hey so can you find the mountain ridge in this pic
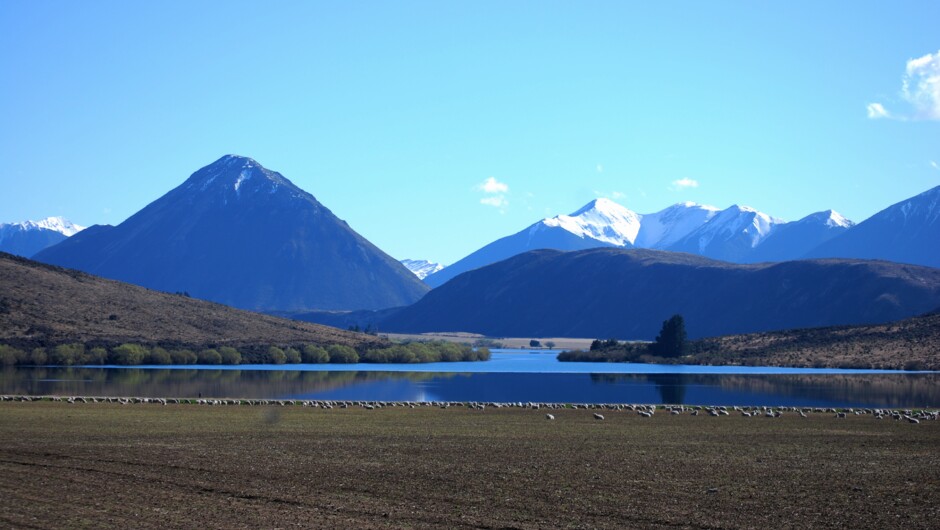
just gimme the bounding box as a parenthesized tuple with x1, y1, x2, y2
(387, 248, 940, 339)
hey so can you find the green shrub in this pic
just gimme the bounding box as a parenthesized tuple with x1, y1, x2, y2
(0, 345, 24, 366)
(197, 349, 222, 365)
(147, 347, 172, 365)
(86, 347, 108, 365)
(29, 347, 48, 366)
(50, 343, 85, 366)
(284, 347, 301, 364)
(171, 349, 197, 365)
(302, 345, 329, 363)
(266, 346, 287, 365)
(218, 347, 242, 365)
(327, 345, 359, 364)
(109, 344, 148, 365)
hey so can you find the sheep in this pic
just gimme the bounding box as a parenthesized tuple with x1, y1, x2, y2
(545, 413, 555, 420)
(593, 413, 605, 421)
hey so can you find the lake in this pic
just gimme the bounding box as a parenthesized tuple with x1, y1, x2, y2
(2, 351, 937, 407)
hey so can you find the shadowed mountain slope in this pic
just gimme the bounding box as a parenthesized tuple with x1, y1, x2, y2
(34, 155, 429, 311)
(382, 248, 940, 339)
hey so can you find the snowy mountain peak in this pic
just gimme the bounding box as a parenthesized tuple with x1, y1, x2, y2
(400, 259, 445, 280)
(540, 198, 642, 246)
(179, 155, 307, 204)
(800, 209, 854, 229)
(1, 216, 85, 237)
(634, 202, 720, 249)
(688, 205, 783, 252)
(0, 216, 86, 258)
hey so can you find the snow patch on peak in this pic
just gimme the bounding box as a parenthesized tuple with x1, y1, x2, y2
(400, 259, 445, 280)
(634, 202, 720, 249)
(823, 210, 853, 228)
(541, 198, 641, 246)
(2, 216, 86, 237)
(692, 206, 782, 251)
(234, 169, 253, 194)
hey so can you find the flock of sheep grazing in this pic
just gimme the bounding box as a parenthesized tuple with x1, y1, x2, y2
(1, 395, 937, 423)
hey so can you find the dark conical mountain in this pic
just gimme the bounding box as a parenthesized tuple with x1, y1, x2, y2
(34, 155, 429, 311)
(806, 185, 940, 268)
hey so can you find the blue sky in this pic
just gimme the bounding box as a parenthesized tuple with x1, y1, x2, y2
(1, 1, 938, 264)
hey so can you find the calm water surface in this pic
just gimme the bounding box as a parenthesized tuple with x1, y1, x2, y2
(2, 351, 937, 408)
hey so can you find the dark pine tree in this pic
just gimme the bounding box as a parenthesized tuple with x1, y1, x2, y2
(653, 314, 688, 357)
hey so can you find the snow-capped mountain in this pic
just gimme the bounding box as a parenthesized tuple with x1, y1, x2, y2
(664, 205, 785, 262)
(634, 202, 720, 248)
(540, 198, 642, 247)
(424, 195, 868, 288)
(0, 216, 85, 258)
(400, 259, 445, 280)
(806, 185, 940, 268)
(34, 155, 429, 311)
(748, 210, 854, 263)
(423, 198, 640, 288)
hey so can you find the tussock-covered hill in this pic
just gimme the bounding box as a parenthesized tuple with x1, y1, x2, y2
(0, 252, 382, 350)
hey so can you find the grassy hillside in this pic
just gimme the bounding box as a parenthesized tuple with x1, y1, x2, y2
(0, 252, 383, 351)
(691, 310, 940, 370)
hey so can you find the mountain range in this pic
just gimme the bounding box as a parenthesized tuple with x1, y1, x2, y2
(0, 217, 84, 258)
(383, 248, 940, 339)
(426, 186, 940, 287)
(33, 155, 429, 312)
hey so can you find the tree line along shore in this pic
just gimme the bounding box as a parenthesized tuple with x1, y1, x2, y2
(0, 341, 490, 367)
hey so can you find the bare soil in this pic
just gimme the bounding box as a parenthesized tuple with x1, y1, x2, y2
(1, 402, 937, 529)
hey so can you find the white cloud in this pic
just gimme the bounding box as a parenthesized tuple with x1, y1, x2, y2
(903, 50, 940, 119)
(477, 176, 508, 194)
(931, 160, 940, 171)
(670, 178, 699, 191)
(476, 176, 509, 210)
(480, 196, 508, 208)
(596, 164, 604, 173)
(866, 102, 890, 119)
(869, 49, 940, 121)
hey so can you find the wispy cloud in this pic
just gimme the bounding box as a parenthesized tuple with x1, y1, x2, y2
(866, 103, 890, 119)
(476, 176, 509, 210)
(868, 49, 940, 120)
(477, 176, 508, 194)
(670, 178, 699, 191)
(931, 160, 940, 171)
(596, 164, 604, 173)
(480, 195, 508, 208)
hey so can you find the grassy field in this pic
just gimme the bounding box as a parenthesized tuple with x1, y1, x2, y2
(1, 402, 938, 529)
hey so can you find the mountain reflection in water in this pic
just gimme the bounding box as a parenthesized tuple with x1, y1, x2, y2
(2, 367, 938, 408)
